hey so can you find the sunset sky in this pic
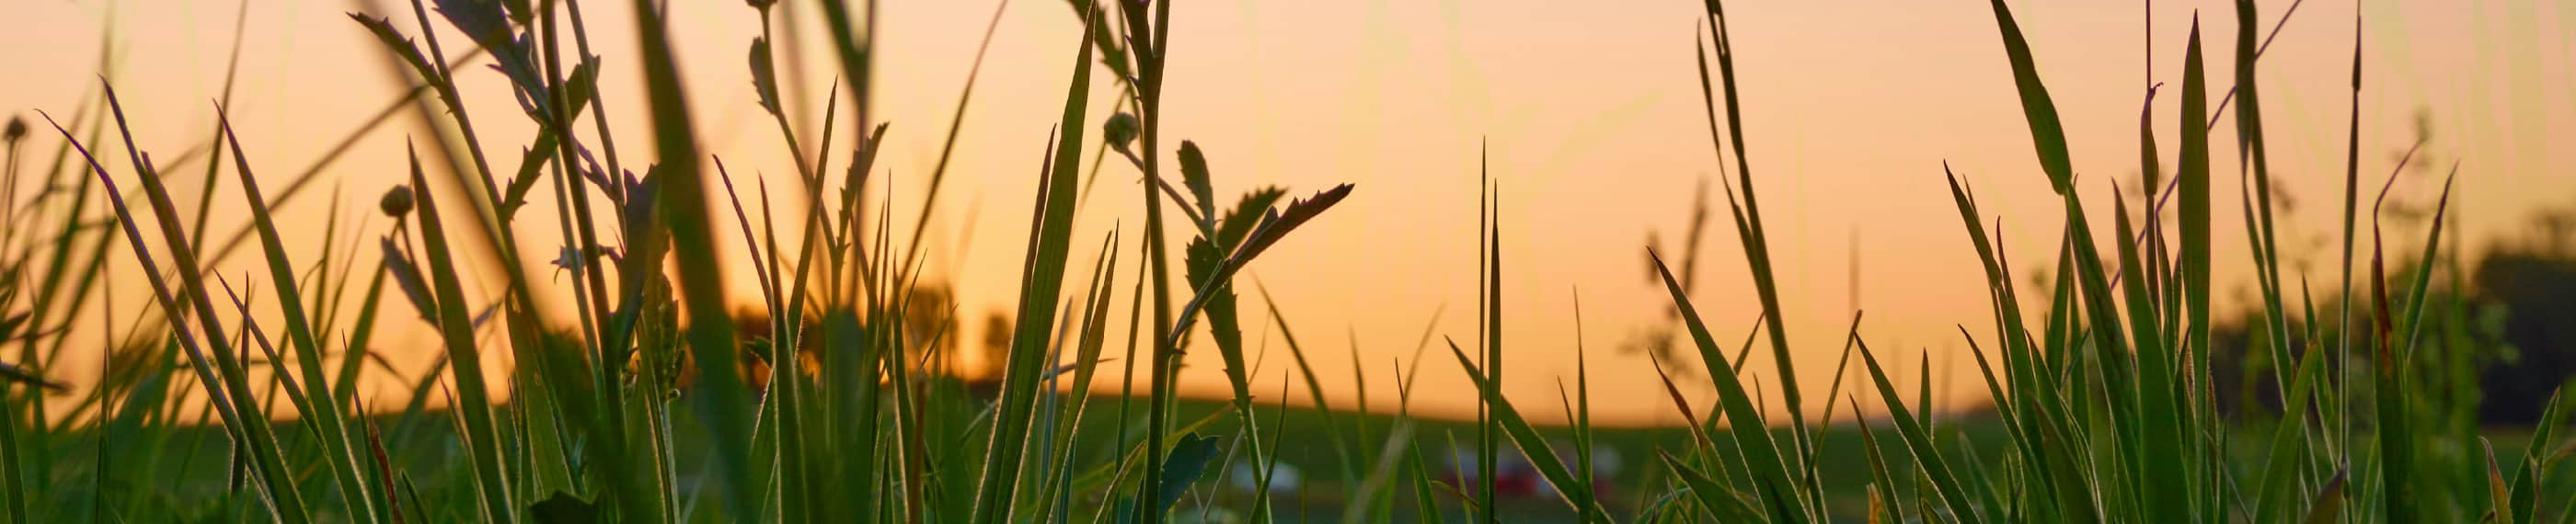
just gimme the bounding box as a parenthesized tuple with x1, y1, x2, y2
(3, 0, 2570, 425)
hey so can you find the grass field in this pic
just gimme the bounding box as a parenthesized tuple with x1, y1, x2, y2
(0, 0, 2570, 522)
(23, 394, 2571, 522)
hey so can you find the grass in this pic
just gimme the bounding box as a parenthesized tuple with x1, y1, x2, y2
(0, 0, 2567, 522)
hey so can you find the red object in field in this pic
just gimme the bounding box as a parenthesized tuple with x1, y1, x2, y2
(1439, 459, 1542, 498)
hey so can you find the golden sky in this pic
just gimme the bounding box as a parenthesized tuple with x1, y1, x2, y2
(3, 0, 2570, 425)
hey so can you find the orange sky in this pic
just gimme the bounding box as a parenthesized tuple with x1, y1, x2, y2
(3, 0, 2570, 426)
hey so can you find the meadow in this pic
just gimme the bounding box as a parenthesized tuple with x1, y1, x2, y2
(0, 0, 2569, 522)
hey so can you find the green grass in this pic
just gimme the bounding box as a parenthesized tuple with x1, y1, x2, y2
(0, 0, 2567, 522)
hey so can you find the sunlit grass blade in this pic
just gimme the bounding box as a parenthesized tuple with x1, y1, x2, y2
(109, 83, 329, 522)
(2231, 2, 2294, 385)
(399, 142, 515, 523)
(1660, 450, 1761, 521)
(1696, 4, 1818, 507)
(1851, 336, 1984, 524)
(2252, 318, 2336, 521)
(1847, 396, 1904, 524)
(614, 0, 765, 515)
(45, 98, 305, 522)
(2507, 386, 2571, 523)
(2333, 12, 2367, 473)
(1443, 339, 1602, 517)
(1984, 0, 2073, 194)
(2177, 16, 2218, 473)
(1647, 249, 1806, 522)
(215, 104, 381, 523)
(971, 4, 1097, 521)
(903, 0, 1012, 268)
(1256, 283, 1361, 484)
(1987, 3, 2187, 520)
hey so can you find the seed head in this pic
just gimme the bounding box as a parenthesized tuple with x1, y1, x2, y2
(3, 117, 24, 142)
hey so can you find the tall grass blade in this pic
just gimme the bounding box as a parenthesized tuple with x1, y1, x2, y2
(1696, 5, 1819, 508)
(1852, 337, 1984, 524)
(1648, 249, 1807, 522)
(614, 0, 765, 515)
(217, 105, 382, 523)
(1443, 339, 1603, 517)
(400, 142, 516, 523)
(1984, 0, 2074, 194)
(970, 5, 1096, 521)
(2507, 386, 2572, 523)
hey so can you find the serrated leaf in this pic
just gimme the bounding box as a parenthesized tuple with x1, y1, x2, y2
(1179, 142, 1216, 234)
(348, 14, 439, 84)
(615, 165, 667, 282)
(1151, 433, 1224, 517)
(497, 0, 532, 26)
(498, 129, 557, 220)
(558, 59, 600, 121)
(1214, 188, 1284, 251)
(1226, 184, 1353, 268)
(490, 36, 550, 116)
(431, 0, 512, 51)
(1182, 238, 1224, 292)
(1165, 185, 1353, 344)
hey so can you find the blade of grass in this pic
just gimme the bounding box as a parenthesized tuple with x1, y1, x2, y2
(969, 4, 1096, 520)
(47, 100, 307, 522)
(1255, 282, 1362, 486)
(1985, 0, 2074, 195)
(1443, 339, 1603, 517)
(1648, 249, 1806, 522)
(1696, 5, 1819, 508)
(399, 142, 516, 523)
(1848, 396, 1905, 524)
(2508, 386, 2572, 523)
(618, 0, 763, 514)
(1659, 450, 1762, 521)
(1851, 336, 1984, 524)
(217, 104, 382, 523)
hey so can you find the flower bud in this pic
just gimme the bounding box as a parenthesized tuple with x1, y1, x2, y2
(1103, 112, 1140, 154)
(380, 186, 416, 217)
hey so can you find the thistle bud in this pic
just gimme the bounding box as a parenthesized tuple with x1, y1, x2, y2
(1103, 112, 1140, 154)
(380, 186, 416, 217)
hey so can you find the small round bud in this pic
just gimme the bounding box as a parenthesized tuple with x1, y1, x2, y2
(380, 186, 416, 217)
(3, 117, 24, 142)
(1102, 112, 1140, 154)
(747, 0, 776, 10)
